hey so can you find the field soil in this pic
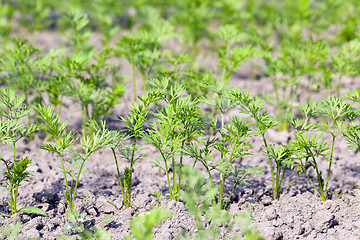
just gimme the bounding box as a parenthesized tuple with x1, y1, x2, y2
(1, 33, 360, 240)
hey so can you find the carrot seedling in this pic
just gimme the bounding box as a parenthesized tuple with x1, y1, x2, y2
(0, 88, 45, 217)
(109, 90, 163, 208)
(35, 106, 113, 211)
(229, 88, 292, 200)
(287, 96, 352, 201)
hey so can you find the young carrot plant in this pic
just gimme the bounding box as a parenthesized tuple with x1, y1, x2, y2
(116, 18, 173, 100)
(0, 38, 42, 124)
(213, 116, 256, 208)
(37, 48, 70, 117)
(62, 8, 94, 54)
(260, 43, 302, 131)
(299, 38, 330, 102)
(60, 50, 124, 135)
(199, 84, 262, 207)
(169, 0, 213, 54)
(146, 77, 211, 201)
(330, 39, 360, 96)
(229, 89, 294, 200)
(287, 97, 352, 201)
(261, 39, 329, 131)
(0, 88, 45, 217)
(216, 24, 256, 83)
(110, 89, 163, 208)
(35, 106, 113, 211)
(145, 91, 186, 200)
(16, 0, 52, 32)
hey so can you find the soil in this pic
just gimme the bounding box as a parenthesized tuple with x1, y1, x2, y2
(1, 32, 360, 240)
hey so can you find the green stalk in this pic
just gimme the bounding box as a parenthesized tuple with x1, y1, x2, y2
(218, 177, 225, 207)
(178, 140, 186, 201)
(274, 166, 281, 200)
(12, 143, 17, 213)
(324, 122, 336, 200)
(260, 133, 276, 200)
(58, 153, 70, 200)
(306, 147, 324, 199)
(171, 147, 176, 200)
(85, 105, 90, 122)
(221, 112, 225, 130)
(300, 158, 321, 196)
(3, 160, 15, 214)
(276, 167, 287, 200)
(127, 137, 137, 206)
(10, 186, 15, 214)
(81, 107, 86, 137)
(71, 155, 87, 210)
(13, 187, 18, 214)
(159, 149, 172, 199)
(206, 167, 214, 188)
(224, 182, 238, 209)
(219, 149, 235, 208)
(224, 168, 251, 209)
(248, 105, 276, 199)
(111, 147, 126, 206)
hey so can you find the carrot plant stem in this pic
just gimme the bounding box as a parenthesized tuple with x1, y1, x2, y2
(171, 148, 176, 200)
(128, 137, 137, 206)
(325, 132, 336, 200)
(111, 147, 126, 207)
(159, 149, 172, 199)
(178, 141, 185, 201)
(58, 153, 70, 197)
(72, 155, 87, 209)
